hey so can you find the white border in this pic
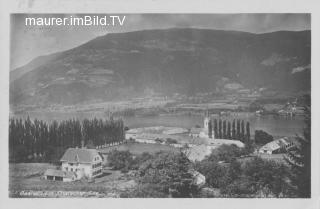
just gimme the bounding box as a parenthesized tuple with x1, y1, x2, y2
(0, 0, 319, 209)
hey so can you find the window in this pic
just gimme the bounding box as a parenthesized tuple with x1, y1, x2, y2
(55, 176, 63, 181)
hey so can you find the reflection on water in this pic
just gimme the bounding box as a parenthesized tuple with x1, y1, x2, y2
(11, 112, 304, 137)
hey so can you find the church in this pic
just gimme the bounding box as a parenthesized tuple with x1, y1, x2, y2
(189, 112, 244, 148)
(189, 113, 215, 139)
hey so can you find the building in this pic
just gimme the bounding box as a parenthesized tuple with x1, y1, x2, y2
(189, 113, 214, 139)
(60, 148, 103, 179)
(44, 169, 76, 182)
(259, 137, 296, 154)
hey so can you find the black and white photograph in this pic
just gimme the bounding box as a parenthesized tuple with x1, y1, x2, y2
(6, 12, 313, 199)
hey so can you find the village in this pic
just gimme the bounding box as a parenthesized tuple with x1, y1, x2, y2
(3, 109, 299, 198)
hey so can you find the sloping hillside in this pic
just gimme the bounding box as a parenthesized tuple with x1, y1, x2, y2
(10, 28, 311, 106)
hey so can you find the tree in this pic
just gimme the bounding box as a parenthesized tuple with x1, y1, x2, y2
(107, 150, 134, 172)
(227, 121, 231, 139)
(241, 120, 245, 142)
(236, 119, 241, 139)
(9, 117, 125, 163)
(211, 144, 243, 163)
(195, 160, 229, 188)
(232, 119, 236, 139)
(138, 152, 199, 197)
(218, 119, 222, 138)
(214, 119, 218, 138)
(208, 119, 213, 138)
(222, 120, 227, 138)
(285, 105, 311, 197)
(254, 130, 273, 145)
(243, 157, 292, 197)
(246, 122, 250, 141)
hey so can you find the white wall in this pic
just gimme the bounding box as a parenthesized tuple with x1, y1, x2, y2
(61, 155, 102, 179)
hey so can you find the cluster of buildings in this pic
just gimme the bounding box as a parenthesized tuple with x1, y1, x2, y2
(125, 114, 245, 162)
(43, 111, 298, 182)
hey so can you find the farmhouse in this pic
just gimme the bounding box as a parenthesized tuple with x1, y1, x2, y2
(44, 147, 103, 181)
(60, 148, 103, 179)
(259, 137, 296, 154)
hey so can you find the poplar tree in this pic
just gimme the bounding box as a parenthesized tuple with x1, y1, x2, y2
(222, 120, 227, 138)
(214, 119, 218, 138)
(227, 121, 231, 139)
(232, 119, 236, 139)
(241, 120, 245, 142)
(218, 119, 222, 138)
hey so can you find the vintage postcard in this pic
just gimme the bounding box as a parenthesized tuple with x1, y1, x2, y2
(0, 0, 319, 209)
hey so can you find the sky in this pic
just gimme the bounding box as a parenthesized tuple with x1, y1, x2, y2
(10, 13, 311, 70)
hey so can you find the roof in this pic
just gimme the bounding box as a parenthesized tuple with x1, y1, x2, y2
(259, 137, 295, 152)
(44, 169, 75, 178)
(60, 148, 101, 163)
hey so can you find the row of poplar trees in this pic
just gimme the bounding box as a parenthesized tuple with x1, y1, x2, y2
(208, 119, 250, 142)
(9, 117, 125, 163)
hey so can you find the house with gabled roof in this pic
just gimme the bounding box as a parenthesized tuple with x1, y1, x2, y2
(60, 148, 103, 179)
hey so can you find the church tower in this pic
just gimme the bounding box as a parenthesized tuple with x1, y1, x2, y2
(203, 110, 213, 139)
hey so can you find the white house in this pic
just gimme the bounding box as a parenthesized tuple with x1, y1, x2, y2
(60, 148, 103, 179)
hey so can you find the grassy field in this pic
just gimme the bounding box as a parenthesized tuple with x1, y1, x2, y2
(9, 163, 137, 198)
(99, 142, 180, 155)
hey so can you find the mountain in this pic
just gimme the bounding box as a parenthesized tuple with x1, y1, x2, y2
(10, 28, 311, 106)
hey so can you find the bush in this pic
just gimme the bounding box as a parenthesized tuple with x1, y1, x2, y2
(165, 138, 178, 144)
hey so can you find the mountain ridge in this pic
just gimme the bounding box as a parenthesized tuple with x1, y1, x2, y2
(10, 28, 311, 106)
